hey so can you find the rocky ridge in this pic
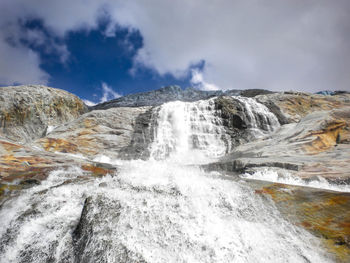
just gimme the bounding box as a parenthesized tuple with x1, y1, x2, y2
(92, 85, 274, 109)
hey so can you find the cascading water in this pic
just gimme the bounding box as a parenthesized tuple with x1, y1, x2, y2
(150, 99, 230, 163)
(234, 96, 280, 133)
(0, 98, 333, 263)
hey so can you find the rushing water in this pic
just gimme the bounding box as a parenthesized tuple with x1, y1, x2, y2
(242, 168, 350, 193)
(150, 99, 230, 163)
(233, 96, 280, 135)
(0, 98, 333, 262)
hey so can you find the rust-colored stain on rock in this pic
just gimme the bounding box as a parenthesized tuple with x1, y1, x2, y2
(81, 164, 115, 176)
(304, 121, 347, 154)
(41, 138, 78, 153)
(255, 183, 350, 262)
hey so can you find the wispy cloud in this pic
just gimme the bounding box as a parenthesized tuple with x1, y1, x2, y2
(100, 82, 121, 103)
(82, 82, 121, 106)
(190, 69, 219, 91)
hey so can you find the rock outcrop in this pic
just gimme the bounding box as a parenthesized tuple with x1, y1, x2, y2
(73, 195, 146, 263)
(0, 85, 88, 143)
(207, 100, 350, 182)
(256, 91, 350, 124)
(35, 106, 153, 160)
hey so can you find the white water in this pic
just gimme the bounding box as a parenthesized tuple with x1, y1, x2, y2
(46, 125, 56, 135)
(242, 168, 350, 193)
(234, 96, 280, 133)
(0, 98, 333, 262)
(150, 99, 230, 163)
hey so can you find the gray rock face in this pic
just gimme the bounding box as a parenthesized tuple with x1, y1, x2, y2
(255, 91, 350, 123)
(0, 85, 88, 143)
(36, 106, 153, 160)
(214, 96, 280, 149)
(73, 195, 146, 263)
(207, 107, 350, 182)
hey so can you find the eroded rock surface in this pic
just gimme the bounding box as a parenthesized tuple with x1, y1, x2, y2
(35, 106, 153, 160)
(0, 85, 87, 143)
(256, 91, 350, 123)
(253, 182, 350, 263)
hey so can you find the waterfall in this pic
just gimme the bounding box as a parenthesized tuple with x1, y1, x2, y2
(234, 96, 280, 132)
(0, 98, 332, 263)
(149, 99, 230, 163)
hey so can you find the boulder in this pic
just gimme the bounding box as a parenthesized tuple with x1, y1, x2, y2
(0, 85, 88, 143)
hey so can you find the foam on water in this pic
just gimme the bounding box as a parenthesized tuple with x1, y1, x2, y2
(242, 168, 350, 193)
(0, 163, 332, 262)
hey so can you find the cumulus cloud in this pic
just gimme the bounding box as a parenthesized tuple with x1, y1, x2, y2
(0, 0, 349, 92)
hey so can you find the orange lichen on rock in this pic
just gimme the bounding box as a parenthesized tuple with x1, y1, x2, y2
(0, 154, 54, 177)
(83, 118, 97, 128)
(81, 164, 115, 176)
(256, 183, 350, 262)
(304, 120, 347, 154)
(0, 140, 22, 152)
(41, 138, 78, 153)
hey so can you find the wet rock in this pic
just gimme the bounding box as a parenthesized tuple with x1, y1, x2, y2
(253, 183, 350, 262)
(73, 195, 146, 263)
(81, 163, 116, 177)
(118, 107, 155, 160)
(19, 179, 40, 186)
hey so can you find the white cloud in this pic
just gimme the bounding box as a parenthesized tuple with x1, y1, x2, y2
(191, 69, 219, 91)
(0, 0, 349, 92)
(0, 39, 49, 85)
(108, 0, 350, 92)
(82, 82, 121, 105)
(100, 82, 121, 103)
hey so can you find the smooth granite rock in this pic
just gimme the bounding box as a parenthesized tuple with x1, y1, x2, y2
(0, 85, 88, 143)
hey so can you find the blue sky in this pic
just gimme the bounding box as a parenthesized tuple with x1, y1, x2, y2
(18, 19, 197, 104)
(0, 0, 349, 103)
